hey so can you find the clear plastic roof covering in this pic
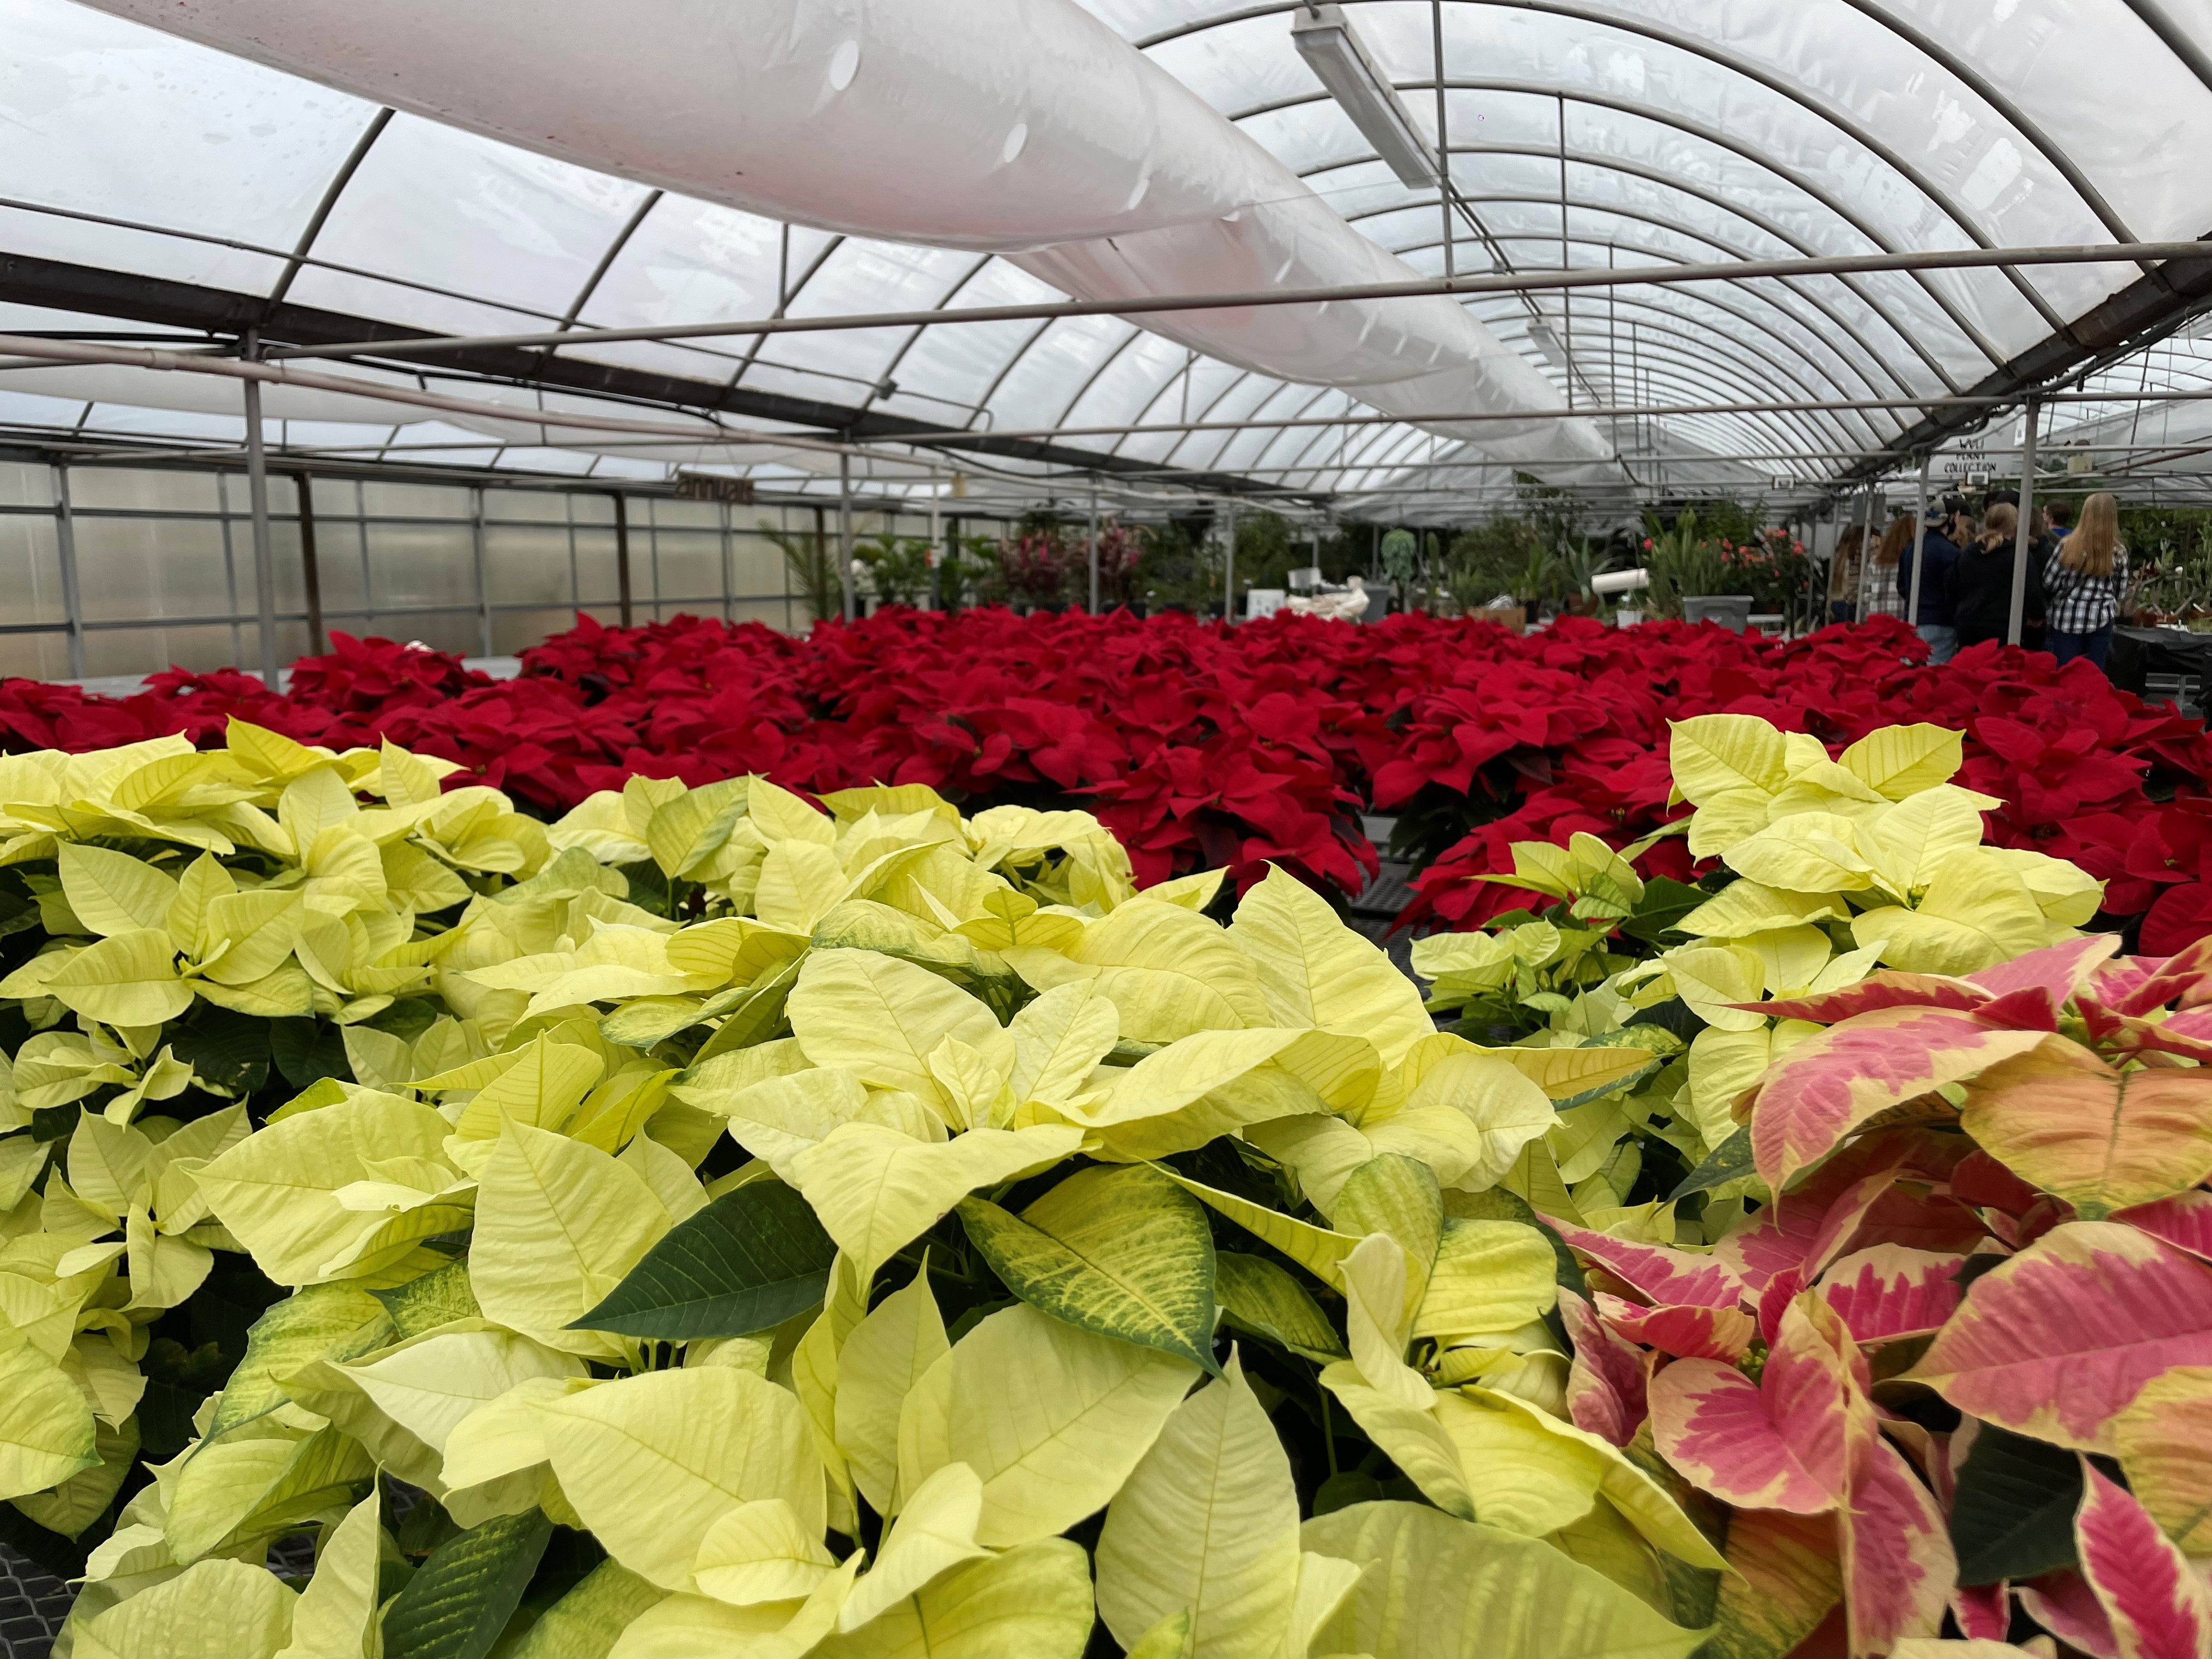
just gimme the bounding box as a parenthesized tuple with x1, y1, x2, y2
(6, 0, 2212, 521)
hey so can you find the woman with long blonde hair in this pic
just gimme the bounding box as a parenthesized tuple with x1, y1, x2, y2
(2044, 491, 2127, 668)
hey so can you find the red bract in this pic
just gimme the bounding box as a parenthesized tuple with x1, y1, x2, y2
(7, 608, 2211, 929)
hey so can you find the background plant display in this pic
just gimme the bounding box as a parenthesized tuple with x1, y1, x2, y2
(7, 608, 2211, 958)
(2, 713, 2207, 1657)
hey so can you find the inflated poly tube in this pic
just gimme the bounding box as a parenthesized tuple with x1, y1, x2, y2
(78, 0, 1618, 477)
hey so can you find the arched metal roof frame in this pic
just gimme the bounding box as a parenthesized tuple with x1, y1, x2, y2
(1351, 258, 1861, 463)
(1358, 205, 1899, 453)
(898, 48, 1986, 480)
(1248, 77, 1993, 388)
(1551, 326, 1837, 458)
(1315, 137, 1937, 402)
(12, 1, 2212, 517)
(2124, 0, 2212, 94)
(263, 106, 395, 315)
(1141, 1, 2095, 343)
(1371, 222, 1892, 461)
(487, 0, 2202, 494)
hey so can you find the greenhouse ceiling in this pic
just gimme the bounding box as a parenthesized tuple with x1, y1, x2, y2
(8, 0, 2212, 521)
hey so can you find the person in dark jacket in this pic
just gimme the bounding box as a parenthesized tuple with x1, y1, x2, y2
(1896, 495, 1966, 662)
(1951, 501, 2045, 650)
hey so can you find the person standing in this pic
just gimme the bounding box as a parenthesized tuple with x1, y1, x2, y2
(1898, 495, 1965, 662)
(1951, 501, 2042, 652)
(1863, 514, 1910, 619)
(1829, 524, 1865, 624)
(2042, 491, 2127, 669)
(2022, 498, 2073, 651)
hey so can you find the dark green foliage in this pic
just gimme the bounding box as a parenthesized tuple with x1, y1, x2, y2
(382, 1508, 554, 1659)
(575, 1180, 839, 1339)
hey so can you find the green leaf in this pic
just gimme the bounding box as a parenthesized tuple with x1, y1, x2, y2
(1948, 1425, 2082, 1585)
(31, 1103, 82, 1143)
(1552, 1057, 1665, 1114)
(689, 957, 802, 1065)
(371, 1260, 482, 1343)
(205, 1283, 385, 1443)
(381, 1506, 554, 1659)
(598, 984, 752, 1051)
(571, 1178, 837, 1340)
(1618, 878, 1709, 946)
(1215, 1251, 1345, 1362)
(957, 1164, 1219, 1375)
(1668, 1125, 1754, 1202)
(1446, 1187, 1587, 1299)
(269, 1018, 352, 1091)
(506, 1559, 663, 1658)
(167, 1010, 272, 1097)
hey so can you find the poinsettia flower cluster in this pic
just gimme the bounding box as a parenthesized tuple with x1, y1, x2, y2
(1543, 934, 2212, 1656)
(4, 608, 2211, 950)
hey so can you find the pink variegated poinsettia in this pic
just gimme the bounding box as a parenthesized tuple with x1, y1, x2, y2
(1545, 1139, 1991, 1656)
(1544, 925, 2212, 1659)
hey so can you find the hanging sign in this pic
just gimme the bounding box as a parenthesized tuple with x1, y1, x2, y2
(673, 472, 757, 505)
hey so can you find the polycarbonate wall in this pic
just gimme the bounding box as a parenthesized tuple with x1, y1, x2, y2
(0, 460, 950, 683)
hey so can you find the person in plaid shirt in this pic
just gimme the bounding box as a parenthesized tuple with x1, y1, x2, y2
(2042, 490, 2126, 669)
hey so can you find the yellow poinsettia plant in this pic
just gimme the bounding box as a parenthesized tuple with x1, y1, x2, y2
(0, 721, 1735, 1659)
(1408, 713, 2104, 1248)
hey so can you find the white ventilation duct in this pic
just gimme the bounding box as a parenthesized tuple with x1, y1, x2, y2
(77, 0, 1618, 480)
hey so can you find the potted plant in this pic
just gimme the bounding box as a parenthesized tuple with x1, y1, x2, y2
(1641, 509, 1752, 629)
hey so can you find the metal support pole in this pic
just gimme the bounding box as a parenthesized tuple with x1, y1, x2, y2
(1431, 0, 1453, 282)
(1906, 456, 1930, 628)
(613, 492, 634, 627)
(240, 331, 281, 689)
(471, 485, 492, 658)
(2009, 394, 2041, 647)
(1558, 93, 1572, 411)
(1854, 486, 1877, 622)
(810, 504, 827, 628)
(942, 513, 957, 613)
(1087, 482, 1101, 614)
(296, 471, 325, 656)
(1223, 500, 1239, 626)
(838, 450, 856, 623)
(52, 463, 83, 680)
(719, 501, 735, 622)
(927, 470, 942, 612)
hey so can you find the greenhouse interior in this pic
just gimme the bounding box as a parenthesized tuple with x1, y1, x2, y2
(6, 2, 2212, 1657)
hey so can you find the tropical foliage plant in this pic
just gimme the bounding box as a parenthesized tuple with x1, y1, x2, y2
(1640, 510, 1740, 617)
(850, 535, 936, 611)
(759, 522, 845, 626)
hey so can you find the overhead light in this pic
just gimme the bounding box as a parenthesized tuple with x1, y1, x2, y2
(1525, 321, 1571, 374)
(1292, 5, 1439, 190)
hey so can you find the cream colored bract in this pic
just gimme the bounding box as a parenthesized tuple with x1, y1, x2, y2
(3, 715, 1941, 1657)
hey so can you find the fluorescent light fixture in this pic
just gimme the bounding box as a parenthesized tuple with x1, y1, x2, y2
(1292, 5, 1439, 190)
(1525, 321, 1571, 374)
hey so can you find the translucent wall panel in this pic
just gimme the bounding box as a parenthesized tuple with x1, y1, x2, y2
(0, 514, 68, 680)
(485, 523, 575, 611)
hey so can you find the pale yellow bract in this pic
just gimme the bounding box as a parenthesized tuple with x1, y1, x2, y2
(0, 715, 1863, 1657)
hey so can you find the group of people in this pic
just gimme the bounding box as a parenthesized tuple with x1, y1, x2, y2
(1838, 490, 2129, 668)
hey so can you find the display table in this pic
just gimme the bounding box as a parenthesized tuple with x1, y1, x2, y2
(2107, 625, 2212, 708)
